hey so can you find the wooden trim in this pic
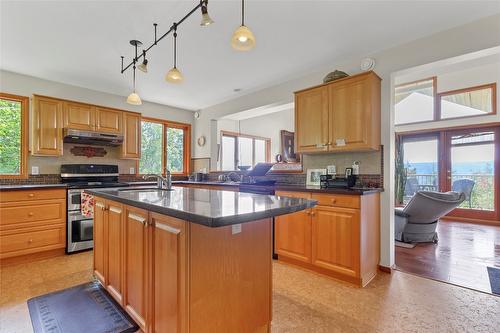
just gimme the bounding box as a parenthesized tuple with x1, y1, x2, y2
(0, 93, 29, 179)
(395, 121, 500, 136)
(441, 215, 499, 226)
(220, 130, 271, 142)
(394, 76, 437, 89)
(220, 130, 272, 170)
(0, 248, 64, 267)
(378, 265, 393, 274)
(293, 70, 381, 95)
(394, 76, 437, 126)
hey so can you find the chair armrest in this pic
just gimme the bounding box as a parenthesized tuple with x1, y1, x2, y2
(395, 207, 410, 218)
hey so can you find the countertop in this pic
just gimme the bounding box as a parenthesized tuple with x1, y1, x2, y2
(86, 186, 316, 228)
(0, 183, 67, 191)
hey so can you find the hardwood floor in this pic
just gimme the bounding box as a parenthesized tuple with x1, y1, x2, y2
(396, 219, 500, 294)
(1, 251, 500, 332)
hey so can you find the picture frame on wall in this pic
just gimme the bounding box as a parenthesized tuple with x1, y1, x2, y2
(280, 130, 300, 163)
(306, 168, 327, 186)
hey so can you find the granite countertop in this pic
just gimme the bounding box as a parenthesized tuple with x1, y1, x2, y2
(86, 186, 316, 227)
(275, 185, 383, 195)
(173, 180, 240, 187)
(0, 183, 67, 191)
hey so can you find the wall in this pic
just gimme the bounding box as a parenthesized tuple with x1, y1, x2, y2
(0, 70, 195, 174)
(192, 14, 500, 268)
(395, 60, 500, 133)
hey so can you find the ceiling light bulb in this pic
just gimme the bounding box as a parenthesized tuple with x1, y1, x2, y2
(127, 92, 142, 105)
(231, 25, 255, 51)
(200, 5, 214, 26)
(138, 59, 148, 73)
(165, 67, 184, 83)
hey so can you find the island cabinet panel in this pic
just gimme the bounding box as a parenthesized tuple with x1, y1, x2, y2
(294, 86, 329, 153)
(121, 112, 141, 159)
(95, 107, 122, 134)
(123, 206, 149, 332)
(93, 198, 107, 286)
(32, 96, 63, 156)
(106, 202, 124, 304)
(63, 101, 95, 131)
(150, 213, 188, 333)
(275, 191, 380, 287)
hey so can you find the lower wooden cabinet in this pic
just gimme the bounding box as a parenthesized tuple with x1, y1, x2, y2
(93, 198, 107, 285)
(275, 191, 380, 287)
(106, 202, 124, 303)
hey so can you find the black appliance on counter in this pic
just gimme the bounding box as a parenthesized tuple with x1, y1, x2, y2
(320, 174, 357, 189)
(62, 164, 130, 253)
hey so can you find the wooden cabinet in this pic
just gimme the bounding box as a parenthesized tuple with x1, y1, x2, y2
(32, 96, 63, 156)
(93, 198, 107, 285)
(151, 213, 188, 333)
(0, 188, 66, 261)
(123, 206, 149, 331)
(106, 202, 124, 304)
(275, 190, 380, 287)
(63, 101, 95, 131)
(121, 112, 141, 159)
(294, 71, 381, 153)
(95, 107, 122, 133)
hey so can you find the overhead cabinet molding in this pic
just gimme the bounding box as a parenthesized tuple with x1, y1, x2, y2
(294, 71, 381, 153)
(31, 95, 140, 158)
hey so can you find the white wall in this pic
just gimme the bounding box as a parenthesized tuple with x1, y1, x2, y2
(192, 14, 500, 268)
(395, 60, 500, 133)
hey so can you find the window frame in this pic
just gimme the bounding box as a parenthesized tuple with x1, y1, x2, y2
(436, 82, 497, 121)
(0, 92, 29, 179)
(220, 130, 271, 171)
(137, 116, 191, 177)
(394, 76, 437, 126)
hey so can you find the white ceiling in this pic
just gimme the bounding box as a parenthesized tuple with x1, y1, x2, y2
(1, 1, 499, 111)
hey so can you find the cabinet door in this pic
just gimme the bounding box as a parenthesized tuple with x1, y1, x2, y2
(32, 96, 63, 156)
(311, 206, 360, 278)
(122, 112, 141, 159)
(124, 206, 149, 332)
(96, 107, 122, 134)
(151, 214, 188, 333)
(63, 101, 95, 130)
(329, 74, 379, 151)
(295, 86, 329, 153)
(106, 202, 123, 304)
(93, 198, 107, 285)
(275, 210, 312, 263)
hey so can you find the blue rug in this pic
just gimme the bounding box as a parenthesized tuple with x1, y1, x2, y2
(487, 266, 500, 295)
(28, 281, 138, 333)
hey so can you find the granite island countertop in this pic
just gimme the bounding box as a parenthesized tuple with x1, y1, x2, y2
(86, 186, 316, 227)
(0, 183, 67, 191)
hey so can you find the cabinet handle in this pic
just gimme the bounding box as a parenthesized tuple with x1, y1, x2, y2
(310, 211, 315, 216)
(28, 193, 34, 198)
(109, 207, 122, 214)
(96, 202, 105, 209)
(156, 222, 181, 235)
(28, 239, 33, 243)
(28, 212, 34, 217)
(128, 212, 146, 224)
(331, 199, 337, 204)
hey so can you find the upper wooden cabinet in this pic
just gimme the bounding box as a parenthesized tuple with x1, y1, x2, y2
(63, 101, 95, 131)
(32, 96, 63, 156)
(95, 107, 122, 134)
(121, 112, 141, 159)
(294, 71, 381, 153)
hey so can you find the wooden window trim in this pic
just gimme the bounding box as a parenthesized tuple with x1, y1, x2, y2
(137, 116, 191, 177)
(394, 76, 437, 126)
(220, 130, 271, 170)
(436, 82, 497, 121)
(0, 93, 29, 179)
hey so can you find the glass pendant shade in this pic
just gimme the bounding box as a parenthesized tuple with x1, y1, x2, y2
(127, 92, 142, 105)
(231, 25, 255, 51)
(165, 67, 184, 83)
(200, 7, 214, 26)
(138, 60, 148, 73)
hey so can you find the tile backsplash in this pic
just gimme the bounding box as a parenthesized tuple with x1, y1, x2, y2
(302, 148, 382, 175)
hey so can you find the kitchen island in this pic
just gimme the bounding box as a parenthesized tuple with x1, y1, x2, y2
(86, 186, 315, 333)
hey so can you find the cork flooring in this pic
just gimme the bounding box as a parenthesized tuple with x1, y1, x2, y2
(1, 252, 499, 333)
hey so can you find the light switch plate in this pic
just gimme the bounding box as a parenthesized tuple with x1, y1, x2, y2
(31, 166, 39, 175)
(232, 224, 242, 235)
(129, 167, 135, 174)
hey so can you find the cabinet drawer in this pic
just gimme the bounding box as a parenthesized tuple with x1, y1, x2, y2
(0, 189, 66, 203)
(0, 226, 65, 258)
(275, 191, 311, 199)
(311, 193, 360, 209)
(0, 199, 65, 227)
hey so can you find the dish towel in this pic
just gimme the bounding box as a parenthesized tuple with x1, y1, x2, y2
(81, 192, 94, 218)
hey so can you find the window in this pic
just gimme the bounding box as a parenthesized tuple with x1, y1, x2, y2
(395, 77, 436, 125)
(220, 131, 270, 171)
(438, 83, 496, 120)
(0, 93, 28, 178)
(139, 118, 191, 175)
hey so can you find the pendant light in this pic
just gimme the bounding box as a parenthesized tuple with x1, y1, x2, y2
(127, 64, 142, 105)
(138, 50, 148, 73)
(231, 0, 255, 51)
(165, 24, 184, 83)
(200, 0, 214, 26)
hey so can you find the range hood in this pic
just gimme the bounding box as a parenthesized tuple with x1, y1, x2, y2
(63, 128, 124, 146)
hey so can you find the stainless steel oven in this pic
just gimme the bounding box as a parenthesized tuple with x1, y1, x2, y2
(67, 188, 95, 253)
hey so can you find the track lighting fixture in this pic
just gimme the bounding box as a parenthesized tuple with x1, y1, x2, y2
(200, 0, 214, 26)
(165, 24, 184, 84)
(138, 50, 148, 73)
(231, 0, 255, 51)
(126, 41, 142, 105)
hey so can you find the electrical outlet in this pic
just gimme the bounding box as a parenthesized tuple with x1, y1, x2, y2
(129, 167, 135, 174)
(31, 166, 39, 175)
(231, 224, 242, 235)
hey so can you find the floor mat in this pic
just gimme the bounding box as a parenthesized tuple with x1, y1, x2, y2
(487, 266, 500, 295)
(28, 281, 138, 333)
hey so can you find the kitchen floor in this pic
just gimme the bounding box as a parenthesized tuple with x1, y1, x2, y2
(1, 252, 499, 333)
(395, 219, 500, 294)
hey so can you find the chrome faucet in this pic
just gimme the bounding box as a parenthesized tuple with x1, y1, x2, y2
(143, 171, 172, 190)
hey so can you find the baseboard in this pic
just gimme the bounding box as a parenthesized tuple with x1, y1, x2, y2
(378, 265, 393, 274)
(0, 248, 65, 266)
(441, 216, 500, 226)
